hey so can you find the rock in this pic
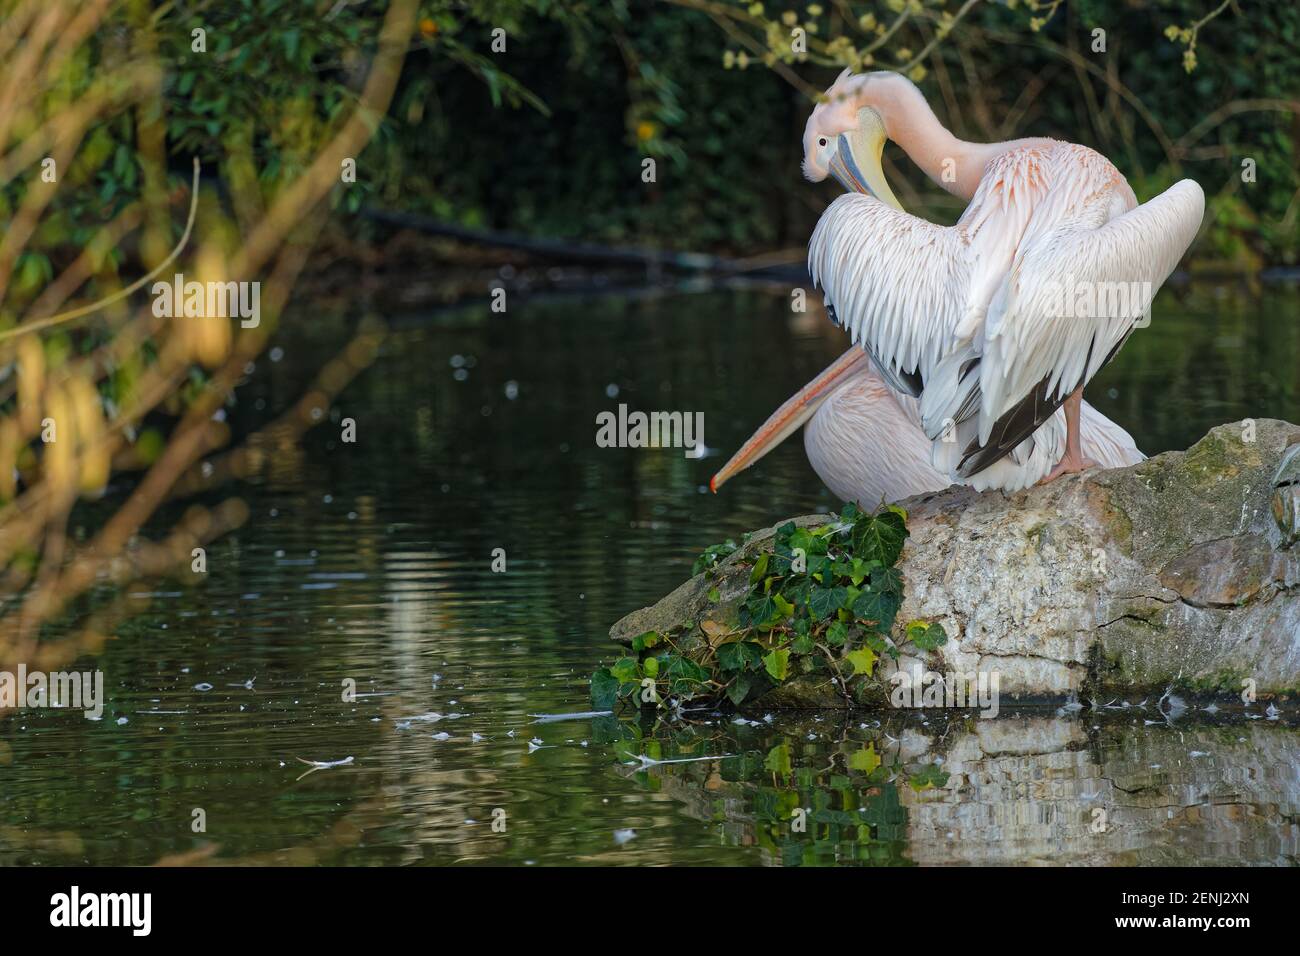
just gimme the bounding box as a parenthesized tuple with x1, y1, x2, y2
(610, 419, 1300, 707)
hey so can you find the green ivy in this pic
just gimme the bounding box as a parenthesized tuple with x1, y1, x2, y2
(591, 502, 947, 712)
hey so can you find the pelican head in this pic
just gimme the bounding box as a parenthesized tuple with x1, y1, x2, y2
(800, 71, 903, 210)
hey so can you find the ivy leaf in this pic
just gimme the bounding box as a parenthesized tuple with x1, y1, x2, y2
(631, 631, 661, 653)
(855, 558, 882, 584)
(665, 656, 709, 696)
(745, 593, 778, 627)
(642, 656, 659, 678)
(764, 742, 792, 775)
(590, 669, 620, 709)
(869, 564, 903, 595)
(763, 648, 791, 682)
(787, 527, 815, 558)
(848, 743, 880, 774)
(718, 641, 763, 672)
(692, 539, 738, 575)
(749, 552, 770, 585)
(783, 578, 811, 609)
(772, 593, 796, 620)
(845, 647, 877, 677)
(609, 656, 640, 684)
(853, 511, 909, 567)
(726, 673, 754, 706)
(851, 588, 900, 632)
(906, 620, 948, 651)
(808, 585, 846, 622)
(791, 633, 815, 656)
(909, 764, 950, 791)
(825, 620, 848, 647)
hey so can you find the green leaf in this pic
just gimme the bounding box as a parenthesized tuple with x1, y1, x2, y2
(631, 631, 661, 653)
(845, 647, 877, 677)
(906, 620, 948, 651)
(590, 669, 620, 710)
(749, 552, 770, 585)
(764, 742, 792, 775)
(642, 656, 659, 678)
(726, 673, 754, 706)
(808, 585, 847, 622)
(791, 633, 815, 655)
(807, 554, 833, 581)
(848, 743, 881, 774)
(772, 593, 795, 620)
(763, 648, 791, 682)
(609, 656, 640, 683)
(665, 655, 708, 682)
(825, 620, 849, 647)
(853, 511, 909, 567)
(870, 564, 904, 595)
(718, 641, 763, 672)
(851, 588, 900, 632)
(783, 578, 811, 609)
(745, 593, 779, 628)
(909, 764, 950, 791)
(692, 539, 738, 575)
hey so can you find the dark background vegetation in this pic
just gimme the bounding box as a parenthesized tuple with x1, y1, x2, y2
(8, 0, 1297, 312)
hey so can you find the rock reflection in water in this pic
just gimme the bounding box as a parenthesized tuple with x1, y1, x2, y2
(616, 713, 1300, 866)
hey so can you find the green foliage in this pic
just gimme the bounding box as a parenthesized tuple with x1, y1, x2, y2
(691, 537, 740, 575)
(414, 0, 1297, 265)
(590, 503, 950, 712)
(26, 0, 1293, 268)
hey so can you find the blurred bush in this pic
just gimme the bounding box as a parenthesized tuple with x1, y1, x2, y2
(387, 0, 1298, 266)
(0, 0, 417, 660)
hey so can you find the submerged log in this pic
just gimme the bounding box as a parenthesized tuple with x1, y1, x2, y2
(610, 419, 1300, 707)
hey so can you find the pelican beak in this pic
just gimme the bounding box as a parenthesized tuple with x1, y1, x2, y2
(826, 107, 902, 211)
(710, 348, 871, 493)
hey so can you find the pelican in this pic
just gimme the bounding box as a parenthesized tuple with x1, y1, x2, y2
(712, 70, 1202, 503)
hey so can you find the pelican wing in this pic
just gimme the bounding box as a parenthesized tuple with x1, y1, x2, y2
(808, 193, 970, 397)
(958, 179, 1204, 478)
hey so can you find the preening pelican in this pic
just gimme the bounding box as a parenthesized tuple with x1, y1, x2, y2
(712, 70, 1199, 503)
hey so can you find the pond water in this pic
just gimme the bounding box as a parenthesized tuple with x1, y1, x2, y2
(4, 283, 1299, 866)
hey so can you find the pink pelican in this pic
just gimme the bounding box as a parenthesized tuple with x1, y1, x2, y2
(712, 70, 1202, 504)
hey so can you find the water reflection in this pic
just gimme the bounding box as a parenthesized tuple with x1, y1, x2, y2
(618, 713, 1300, 866)
(3, 284, 1298, 866)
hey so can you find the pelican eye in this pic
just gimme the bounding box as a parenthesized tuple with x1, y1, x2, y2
(818, 137, 827, 147)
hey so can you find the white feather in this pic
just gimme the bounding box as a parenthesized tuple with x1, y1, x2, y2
(808, 140, 1199, 489)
